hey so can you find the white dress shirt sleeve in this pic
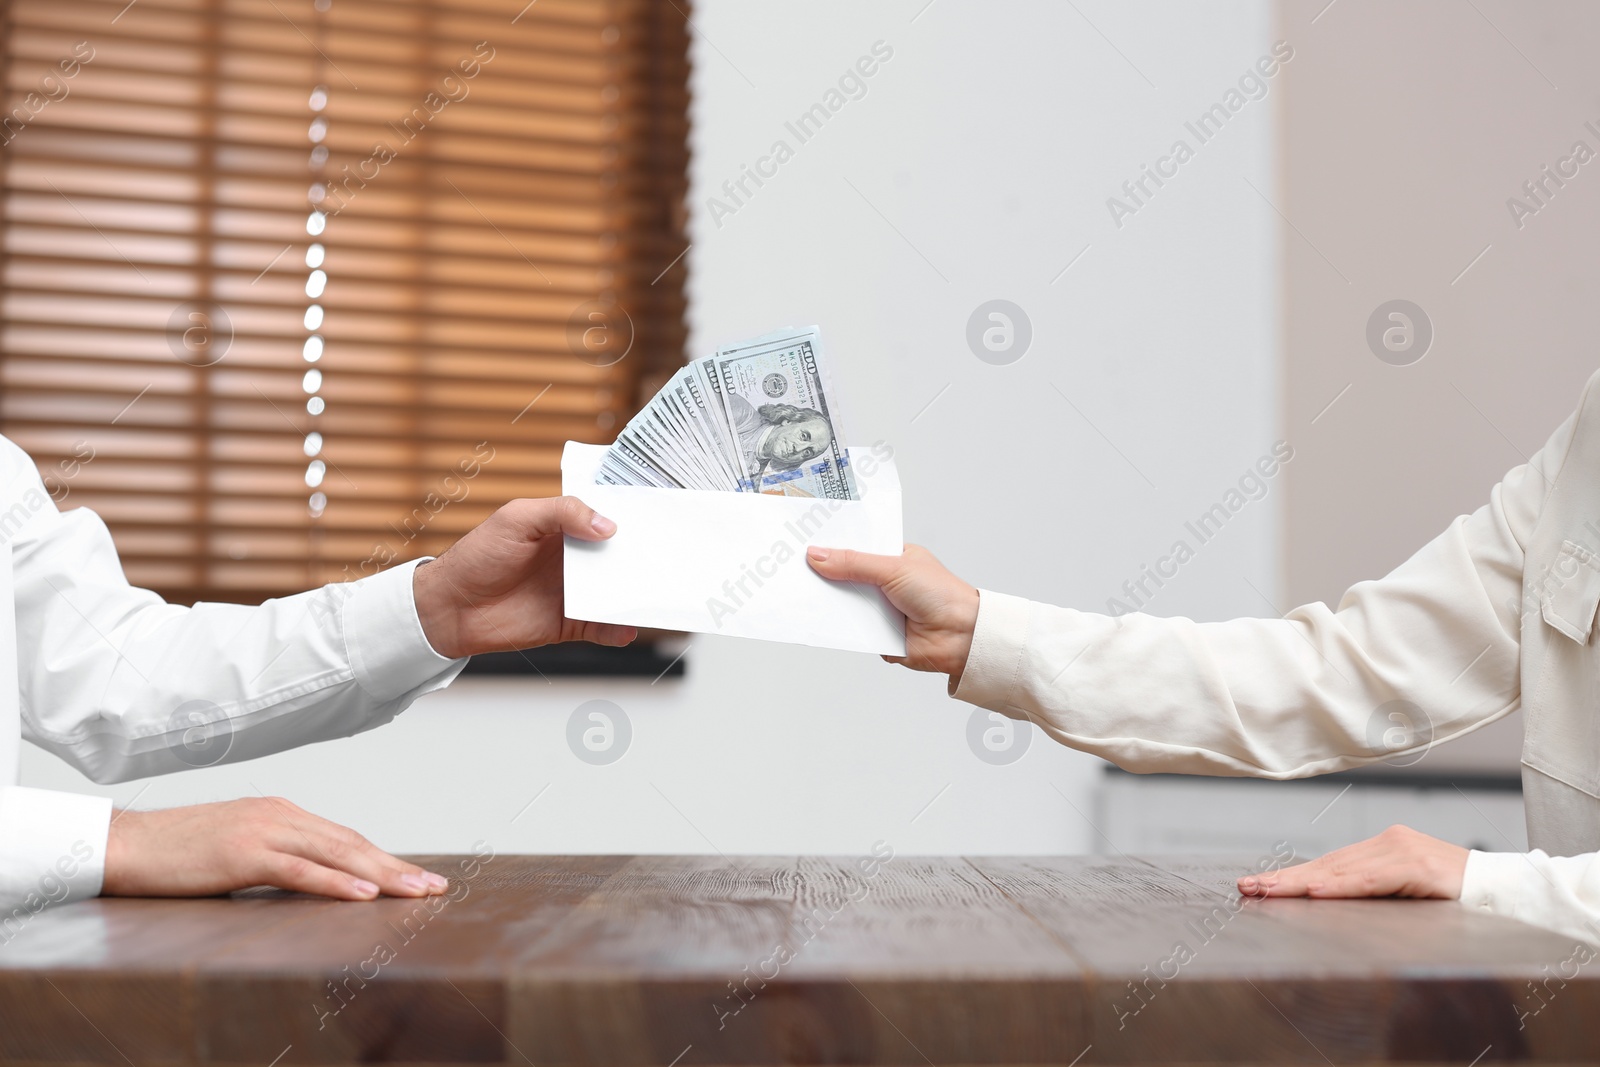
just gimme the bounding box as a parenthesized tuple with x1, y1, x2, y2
(951, 407, 1569, 776)
(950, 396, 1586, 932)
(1460, 849, 1600, 947)
(0, 437, 468, 903)
(0, 787, 110, 920)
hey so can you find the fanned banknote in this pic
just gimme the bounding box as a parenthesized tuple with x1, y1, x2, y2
(597, 326, 859, 500)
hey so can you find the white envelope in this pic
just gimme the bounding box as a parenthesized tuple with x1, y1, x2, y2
(562, 441, 907, 656)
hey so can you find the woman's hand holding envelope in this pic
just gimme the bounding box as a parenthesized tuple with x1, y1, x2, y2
(805, 544, 978, 681)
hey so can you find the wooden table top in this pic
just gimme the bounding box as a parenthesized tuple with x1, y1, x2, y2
(0, 853, 1594, 1066)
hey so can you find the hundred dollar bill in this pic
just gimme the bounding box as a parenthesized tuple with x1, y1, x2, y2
(711, 326, 858, 499)
(594, 325, 859, 499)
(669, 370, 740, 490)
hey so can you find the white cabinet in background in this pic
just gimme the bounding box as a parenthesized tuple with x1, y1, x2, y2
(1095, 767, 1527, 862)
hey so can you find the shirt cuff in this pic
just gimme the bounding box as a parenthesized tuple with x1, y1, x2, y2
(342, 558, 466, 703)
(0, 786, 112, 910)
(950, 589, 1034, 707)
(1459, 849, 1528, 917)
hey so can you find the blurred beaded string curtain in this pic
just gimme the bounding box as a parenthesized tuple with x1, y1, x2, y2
(0, 0, 691, 604)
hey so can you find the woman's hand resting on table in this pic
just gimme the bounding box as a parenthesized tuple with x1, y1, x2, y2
(1239, 824, 1469, 900)
(104, 798, 449, 901)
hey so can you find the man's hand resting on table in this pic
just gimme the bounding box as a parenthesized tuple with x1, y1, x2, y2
(104, 798, 450, 901)
(101, 497, 638, 902)
(413, 495, 638, 659)
(102, 497, 640, 902)
(1239, 824, 1469, 900)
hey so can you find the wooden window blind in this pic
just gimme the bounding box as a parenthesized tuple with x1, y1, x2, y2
(0, 0, 689, 605)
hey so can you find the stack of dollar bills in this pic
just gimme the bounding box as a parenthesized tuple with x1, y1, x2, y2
(596, 326, 859, 500)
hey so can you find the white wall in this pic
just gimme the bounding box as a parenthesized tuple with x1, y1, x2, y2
(22, 0, 1281, 857)
(1277, 0, 1600, 778)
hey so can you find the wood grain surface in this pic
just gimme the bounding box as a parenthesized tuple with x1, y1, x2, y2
(0, 854, 1593, 1065)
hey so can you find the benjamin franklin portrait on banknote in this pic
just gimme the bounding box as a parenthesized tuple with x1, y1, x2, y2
(727, 394, 837, 479)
